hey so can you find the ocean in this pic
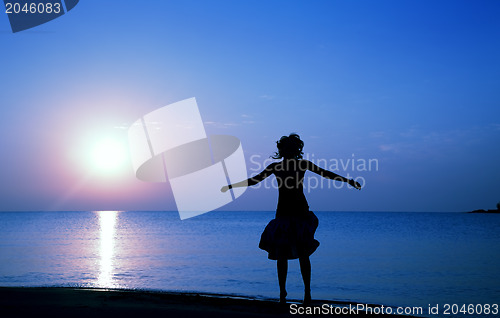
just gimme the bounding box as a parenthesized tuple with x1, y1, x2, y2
(0, 211, 499, 317)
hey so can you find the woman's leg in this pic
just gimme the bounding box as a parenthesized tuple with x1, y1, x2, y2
(299, 256, 311, 304)
(277, 258, 288, 302)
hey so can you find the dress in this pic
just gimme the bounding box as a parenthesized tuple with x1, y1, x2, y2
(258, 160, 320, 260)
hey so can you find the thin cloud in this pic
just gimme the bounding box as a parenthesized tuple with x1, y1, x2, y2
(259, 94, 275, 100)
(204, 121, 240, 128)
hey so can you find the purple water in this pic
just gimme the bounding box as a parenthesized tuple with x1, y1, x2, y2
(0, 211, 499, 317)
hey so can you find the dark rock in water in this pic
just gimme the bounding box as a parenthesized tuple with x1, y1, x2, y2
(469, 209, 500, 214)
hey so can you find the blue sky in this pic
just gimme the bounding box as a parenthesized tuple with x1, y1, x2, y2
(0, 0, 499, 212)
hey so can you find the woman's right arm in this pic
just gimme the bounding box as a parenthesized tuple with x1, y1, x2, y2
(305, 160, 361, 190)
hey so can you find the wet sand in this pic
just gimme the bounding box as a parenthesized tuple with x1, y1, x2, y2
(0, 287, 420, 318)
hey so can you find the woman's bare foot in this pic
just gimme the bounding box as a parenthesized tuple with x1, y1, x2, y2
(280, 291, 287, 304)
(303, 289, 311, 305)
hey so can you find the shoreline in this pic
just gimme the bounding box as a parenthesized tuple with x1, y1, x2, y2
(0, 286, 423, 318)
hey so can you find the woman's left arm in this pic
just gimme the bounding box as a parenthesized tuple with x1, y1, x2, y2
(221, 163, 275, 192)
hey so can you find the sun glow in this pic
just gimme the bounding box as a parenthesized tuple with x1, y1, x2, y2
(89, 138, 128, 174)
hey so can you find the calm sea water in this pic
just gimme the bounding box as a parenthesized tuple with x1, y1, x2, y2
(0, 211, 499, 317)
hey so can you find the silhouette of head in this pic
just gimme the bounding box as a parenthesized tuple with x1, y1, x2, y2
(272, 133, 304, 159)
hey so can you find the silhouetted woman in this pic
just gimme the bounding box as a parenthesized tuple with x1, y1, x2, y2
(221, 133, 361, 304)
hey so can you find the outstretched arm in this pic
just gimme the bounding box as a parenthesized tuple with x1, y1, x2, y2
(305, 160, 361, 190)
(221, 164, 275, 193)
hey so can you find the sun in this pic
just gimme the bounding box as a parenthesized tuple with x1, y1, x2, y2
(89, 138, 128, 174)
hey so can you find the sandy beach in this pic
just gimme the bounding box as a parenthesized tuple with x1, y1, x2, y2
(0, 287, 422, 318)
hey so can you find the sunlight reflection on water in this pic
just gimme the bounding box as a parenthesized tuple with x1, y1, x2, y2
(96, 211, 118, 288)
